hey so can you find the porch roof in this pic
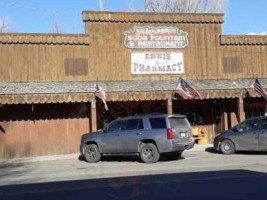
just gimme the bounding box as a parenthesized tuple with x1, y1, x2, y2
(0, 79, 266, 104)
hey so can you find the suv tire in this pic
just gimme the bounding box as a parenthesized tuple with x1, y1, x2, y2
(220, 140, 235, 155)
(84, 144, 101, 163)
(140, 143, 160, 163)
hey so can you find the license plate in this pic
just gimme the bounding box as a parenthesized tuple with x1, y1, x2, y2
(180, 132, 187, 137)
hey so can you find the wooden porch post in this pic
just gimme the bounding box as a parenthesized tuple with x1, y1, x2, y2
(238, 97, 246, 122)
(230, 112, 238, 127)
(220, 101, 228, 131)
(167, 97, 173, 115)
(91, 100, 97, 132)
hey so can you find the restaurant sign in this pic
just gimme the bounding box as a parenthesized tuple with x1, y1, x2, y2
(124, 26, 189, 49)
(131, 53, 184, 75)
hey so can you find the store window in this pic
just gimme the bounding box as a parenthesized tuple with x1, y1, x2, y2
(173, 107, 204, 125)
(244, 98, 267, 119)
(245, 107, 266, 119)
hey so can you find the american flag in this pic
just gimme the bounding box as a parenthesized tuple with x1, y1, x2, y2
(175, 78, 201, 99)
(251, 78, 267, 101)
(95, 83, 109, 111)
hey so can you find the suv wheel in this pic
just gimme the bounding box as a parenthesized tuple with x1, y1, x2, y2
(220, 140, 235, 155)
(140, 143, 160, 163)
(84, 144, 101, 163)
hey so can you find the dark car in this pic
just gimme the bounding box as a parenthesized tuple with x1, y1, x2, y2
(214, 116, 267, 154)
(80, 113, 194, 163)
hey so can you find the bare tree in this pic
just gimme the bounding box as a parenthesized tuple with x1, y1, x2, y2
(0, 17, 10, 33)
(50, 16, 64, 33)
(144, 0, 228, 13)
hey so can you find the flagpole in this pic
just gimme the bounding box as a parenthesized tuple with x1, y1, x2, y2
(99, 0, 103, 11)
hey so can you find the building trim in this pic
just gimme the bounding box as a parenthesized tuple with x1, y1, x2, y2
(82, 11, 224, 24)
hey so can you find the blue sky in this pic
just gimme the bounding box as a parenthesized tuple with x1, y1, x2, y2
(0, 0, 266, 35)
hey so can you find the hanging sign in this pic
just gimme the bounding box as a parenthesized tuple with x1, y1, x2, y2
(131, 52, 184, 75)
(124, 26, 189, 49)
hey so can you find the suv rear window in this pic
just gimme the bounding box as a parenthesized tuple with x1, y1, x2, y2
(169, 117, 190, 128)
(149, 118, 167, 129)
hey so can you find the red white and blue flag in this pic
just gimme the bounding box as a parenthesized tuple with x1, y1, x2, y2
(175, 78, 201, 99)
(251, 78, 267, 101)
(95, 83, 108, 110)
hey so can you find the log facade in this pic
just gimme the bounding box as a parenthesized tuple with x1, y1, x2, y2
(0, 11, 266, 158)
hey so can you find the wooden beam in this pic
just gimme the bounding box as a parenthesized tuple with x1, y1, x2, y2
(238, 97, 246, 122)
(230, 112, 238, 127)
(91, 100, 97, 132)
(167, 97, 173, 115)
(220, 101, 228, 131)
(221, 112, 228, 131)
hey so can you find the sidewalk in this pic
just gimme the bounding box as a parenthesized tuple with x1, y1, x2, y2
(190, 144, 213, 152)
(0, 144, 212, 165)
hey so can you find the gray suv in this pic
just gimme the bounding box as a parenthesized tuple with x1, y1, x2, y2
(80, 114, 194, 163)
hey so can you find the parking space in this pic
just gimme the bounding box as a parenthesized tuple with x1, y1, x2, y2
(1, 145, 267, 186)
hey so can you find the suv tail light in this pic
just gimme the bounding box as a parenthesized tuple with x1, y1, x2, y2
(167, 128, 173, 140)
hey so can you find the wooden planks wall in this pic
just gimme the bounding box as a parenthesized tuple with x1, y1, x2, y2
(0, 44, 90, 82)
(0, 118, 89, 158)
(221, 45, 267, 79)
(0, 22, 266, 82)
(86, 22, 224, 81)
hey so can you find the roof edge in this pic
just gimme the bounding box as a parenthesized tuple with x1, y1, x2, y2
(82, 11, 224, 24)
(221, 35, 267, 45)
(0, 33, 90, 45)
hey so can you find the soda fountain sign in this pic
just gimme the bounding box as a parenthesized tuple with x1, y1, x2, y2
(124, 26, 189, 49)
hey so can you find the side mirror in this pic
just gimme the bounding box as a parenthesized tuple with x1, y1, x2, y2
(233, 127, 238, 132)
(233, 126, 243, 132)
(103, 124, 109, 132)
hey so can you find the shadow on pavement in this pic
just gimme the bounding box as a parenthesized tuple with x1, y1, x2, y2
(0, 163, 26, 179)
(205, 147, 267, 155)
(205, 147, 218, 154)
(0, 169, 267, 200)
(78, 154, 185, 163)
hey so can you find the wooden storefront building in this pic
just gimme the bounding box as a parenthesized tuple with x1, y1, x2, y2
(0, 11, 266, 158)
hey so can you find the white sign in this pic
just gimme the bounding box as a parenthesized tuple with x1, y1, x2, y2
(131, 53, 184, 75)
(124, 26, 189, 49)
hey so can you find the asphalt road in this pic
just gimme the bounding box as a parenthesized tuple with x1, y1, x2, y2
(1, 147, 267, 200)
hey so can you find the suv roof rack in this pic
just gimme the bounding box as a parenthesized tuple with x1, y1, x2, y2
(134, 114, 146, 116)
(149, 112, 165, 115)
(134, 113, 165, 116)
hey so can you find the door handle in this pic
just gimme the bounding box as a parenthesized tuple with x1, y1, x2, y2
(137, 132, 142, 135)
(115, 134, 121, 136)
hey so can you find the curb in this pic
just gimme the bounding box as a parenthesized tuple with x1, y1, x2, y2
(0, 153, 80, 165)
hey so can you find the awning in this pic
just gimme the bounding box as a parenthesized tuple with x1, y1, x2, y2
(0, 79, 266, 104)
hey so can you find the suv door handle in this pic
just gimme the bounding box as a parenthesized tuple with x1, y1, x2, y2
(115, 134, 121, 136)
(137, 132, 142, 135)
